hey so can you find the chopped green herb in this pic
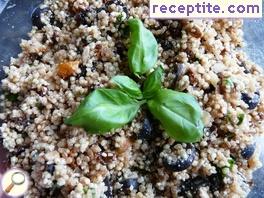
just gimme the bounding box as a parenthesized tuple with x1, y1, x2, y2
(5, 93, 19, 102)
(226, 112, 245, 126)
(226, 132, 235, 140)
(194, 57, 200, 63)
(228, 158, 235, 170)
(223, 78, 234, 88)
(221, 167, 229, 176)
(36, 102, 45, 111)
(237, 114, 244, 125)
(116, 13, 124, 23)
(221, 158, 235, 176)
(83, 187, 88, 194)
(226, 112, 232, 123)
(87, 188, 96, 198)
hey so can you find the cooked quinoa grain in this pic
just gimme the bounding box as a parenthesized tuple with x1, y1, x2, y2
(1, 0, 264, 197)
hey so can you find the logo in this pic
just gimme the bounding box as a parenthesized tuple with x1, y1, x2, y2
(1, 168, 29, 197)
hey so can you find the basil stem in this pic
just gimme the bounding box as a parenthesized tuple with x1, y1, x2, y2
(143, 66, 163, 99)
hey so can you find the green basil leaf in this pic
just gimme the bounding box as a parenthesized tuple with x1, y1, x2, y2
(110, 75, 143, 99)
(226, 112, 232, 123)
(222, 158, 236, 176)
(143, 66, 163, 99)
(65, 89, 141, 133)
(237, 113, 244, 125)
(5, 92, 19, 102)
(128, 18, 158, 75)
(228, 158, 235, 170)
(223, 77, 234, 88)
(147, 89, 204, 143)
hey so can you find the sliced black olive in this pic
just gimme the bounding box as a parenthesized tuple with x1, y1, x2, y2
(52, 19, 63, 29)
(160, 40, 173, 51)
(170, 64, 184, 89)
(241, 144, 256, 159)
(162, 145, 196, 172)
(241, 92, 260, 110)
(91, 63, 97, 72)
(75, 8, 96, 26)
(175, 64, 184, 81)
(106, 30, 115, 37)
(31, 7, 50, 29)
(138, 117, 154, 140)
(49, 183, 63, 197)
(120, 178, 139, 194)
(178, 176, 209, 196)
(105, 0, 128, 16)
(96, 7, 106, 13)
(76, 64, 87, 78)
(130, 166, 151, 176)
(179, 172, 223, 196)
(204, 84, 216, 94)
(75, 9, 88, 25)
(138, 114, 162, 141)
(208, 171, 224, 192)
(105, 0, 123, 7)
(209, 122, 218, 133)
(115, 41, 127, 59)
(244, 69, 250, 74)
(238, 62, 250, 74)
(13, 147, 25, 156)
(9, 117, 29, 130)
(104, 177, 113, 198)
(46, 163, 55, 174)
(168, 26, 182, 39)
(186, 50, 197, 63)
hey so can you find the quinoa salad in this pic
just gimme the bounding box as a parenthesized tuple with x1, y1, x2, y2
(1, 0, 264, 197)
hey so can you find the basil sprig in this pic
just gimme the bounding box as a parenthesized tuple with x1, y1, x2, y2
(65, 18, 204, 143)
